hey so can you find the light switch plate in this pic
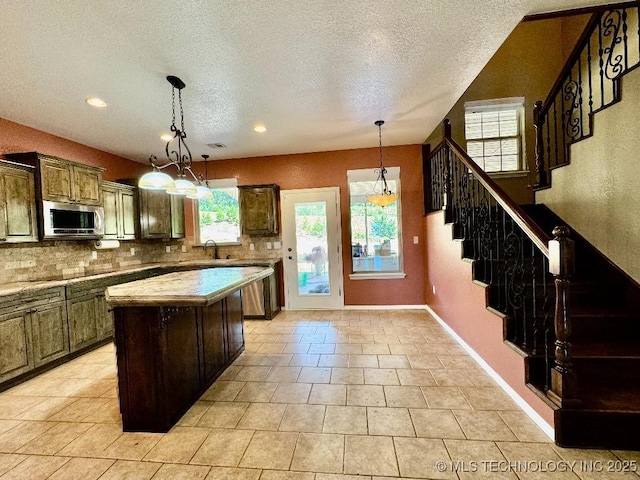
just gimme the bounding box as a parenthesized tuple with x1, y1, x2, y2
(91, 251, 98, 260)
(181, 245, 187, 252)
(266, 242, 272, 249)
(165, 246, 171, 253)
(274, 241, 282, 249)
(249, 243, 255, 251)
(413, 236, 419, 244)
(130, 248, 135, 256)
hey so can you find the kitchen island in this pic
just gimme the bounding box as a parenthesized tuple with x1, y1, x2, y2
(105, 266, 273, 432)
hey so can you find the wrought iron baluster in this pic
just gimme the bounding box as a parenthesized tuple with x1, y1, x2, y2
(587, 35, 594, 117)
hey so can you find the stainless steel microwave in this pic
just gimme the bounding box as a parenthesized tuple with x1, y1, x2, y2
(42, 200, 104, 239)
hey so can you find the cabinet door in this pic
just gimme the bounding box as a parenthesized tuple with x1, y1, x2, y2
(170, 195, 185, 239)
(120, 189, 137, 239)
(200, 301, 225, 384)
(139, 189, 171, 238)
(40, 159, 74, 203)
(0, 310, 33, 382)
(95, 292, 114, 340)
(1, 167, 38, 243)
(224, 289, 244, 361)
(239, 185, 279, 236)
(73, 166, 102, 205)
(68, 295, 99, 352)
(30, 302, 69, 367)
(102, 185, 119, 239)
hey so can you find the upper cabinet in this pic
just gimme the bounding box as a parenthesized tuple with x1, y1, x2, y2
(4, 152, 103, 206)
(238, 184, 280, 236)
(0, 163, 38, 243)
(40, 156, 102, 205)
(102, 181, 137, 240)
(138, 189, 185, 239)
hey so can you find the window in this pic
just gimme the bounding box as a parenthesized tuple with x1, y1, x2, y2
(348, 168, 404, 278)
(196, 178, 241, 244)
(464, 98, 525, 173)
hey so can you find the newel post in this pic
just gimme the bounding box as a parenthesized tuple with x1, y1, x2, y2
(442, 120, 453, 221)
(547, 226, 580, 407)
(533, 101, 548, 189)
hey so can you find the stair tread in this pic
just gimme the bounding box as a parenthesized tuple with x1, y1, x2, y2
(578, 384, 640, 411)
(573, 342, 640, 357)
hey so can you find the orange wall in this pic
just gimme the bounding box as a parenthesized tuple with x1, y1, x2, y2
(0, 118, 146, 181)
(1, 116, 426, 306)
(188, 145, 426, 306)
(424, 211, 554, 427)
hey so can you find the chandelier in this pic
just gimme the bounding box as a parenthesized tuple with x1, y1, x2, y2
(138, 75, 213, 200)
(367, 120, 398, 207)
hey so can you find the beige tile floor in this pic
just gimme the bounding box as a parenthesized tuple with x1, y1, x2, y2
(0, 309, 639, 479)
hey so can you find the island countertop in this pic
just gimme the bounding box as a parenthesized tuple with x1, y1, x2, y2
(105, 266, 273, 307)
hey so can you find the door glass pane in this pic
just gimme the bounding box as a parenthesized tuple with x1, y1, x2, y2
(295, 201, 330, 295)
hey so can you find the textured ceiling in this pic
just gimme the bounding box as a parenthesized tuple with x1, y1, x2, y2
(0, 0, 619, 164)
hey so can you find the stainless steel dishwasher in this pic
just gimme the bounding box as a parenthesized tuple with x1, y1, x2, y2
(242, 280, 265, 317)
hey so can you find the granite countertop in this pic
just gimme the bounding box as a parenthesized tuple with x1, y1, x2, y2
(0, 259, 281, 297)
(105, 266, 274, 307)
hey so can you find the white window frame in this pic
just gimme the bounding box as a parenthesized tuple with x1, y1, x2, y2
(347, 167, 405, 280)
(464, 97, 527, 176)
(194, 178, 242, 246)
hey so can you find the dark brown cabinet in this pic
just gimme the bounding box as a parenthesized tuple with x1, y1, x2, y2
(102, 181, 137, 240)
(0, 163, 38, 243)
(238, 184, 279, 236)
(113, 292, 245, 432)
(138, 189, 185, 239)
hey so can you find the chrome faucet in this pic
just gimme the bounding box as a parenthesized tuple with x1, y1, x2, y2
(203, 239, 219, 259)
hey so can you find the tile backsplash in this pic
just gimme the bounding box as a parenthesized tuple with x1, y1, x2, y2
(1, 235, 282, 283)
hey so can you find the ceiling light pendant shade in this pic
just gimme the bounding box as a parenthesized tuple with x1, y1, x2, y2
(187, 155, 214, 200)
(367, 120, 398, 207)
(166, 177, 197, 196)
(138, 170, 176, 190)
(139, 75, 203, 196)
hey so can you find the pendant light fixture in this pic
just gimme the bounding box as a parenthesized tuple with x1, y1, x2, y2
(139, 75, 202, 196)
(367, 120, 398, 207)
(187, 155, 214, 200)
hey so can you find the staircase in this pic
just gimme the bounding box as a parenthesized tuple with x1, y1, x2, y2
(522, 204, 640, 449)
(424, 4, 640, 449)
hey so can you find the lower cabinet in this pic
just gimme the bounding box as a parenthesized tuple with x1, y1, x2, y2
(31, 302, 69, 367)
(113, 293, 245, 432)
(0, 287, 68, 384)
(67, 294, 100, 352)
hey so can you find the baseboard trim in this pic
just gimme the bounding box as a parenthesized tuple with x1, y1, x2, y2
(343, 304, 428, 310)
(425, 305, 555, 440)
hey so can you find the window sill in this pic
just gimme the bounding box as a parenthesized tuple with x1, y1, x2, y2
(196, 242, 242, 247)
(487, 170, 530, 179)
(349, 272, 407, 280)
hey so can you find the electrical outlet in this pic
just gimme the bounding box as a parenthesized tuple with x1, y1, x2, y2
(91, 251, 98, 260)
(166, 246, 171, 253)
(249, 243, 255, 251)
(432, 285, 436, 295)
(130, 248, 135, 256)
(413, 236, 419, 244)
(266, 242, 272, 250)
(181, 245, 187, 253)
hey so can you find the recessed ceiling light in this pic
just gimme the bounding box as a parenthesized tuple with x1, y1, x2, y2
(160, 133, 173, 142)
(85, 97, 107, 108)
(253, 125, 267, 133)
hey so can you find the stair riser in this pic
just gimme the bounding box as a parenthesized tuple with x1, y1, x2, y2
(556, 410, 640, 449)
(574, 358, 640, 385)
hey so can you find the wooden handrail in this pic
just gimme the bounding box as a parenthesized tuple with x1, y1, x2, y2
(429, 123, 550, 255)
